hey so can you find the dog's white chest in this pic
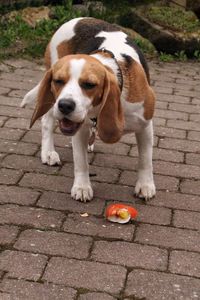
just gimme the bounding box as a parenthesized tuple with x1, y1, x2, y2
(123, 101, 149, 133)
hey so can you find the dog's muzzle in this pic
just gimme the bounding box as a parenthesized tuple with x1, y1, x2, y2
(58, 98, 82, 135)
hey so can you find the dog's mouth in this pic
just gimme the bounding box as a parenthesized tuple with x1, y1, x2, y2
(58, 118, 82, 136)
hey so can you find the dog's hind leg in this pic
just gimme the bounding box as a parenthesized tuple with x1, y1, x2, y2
(20, 82, 41, 108)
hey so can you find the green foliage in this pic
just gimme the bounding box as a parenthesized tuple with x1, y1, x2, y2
(144, 6, 200, 33)
(159, 50, 190, 62)
(159, 52, 174, 62)
(0, 2, 82, 59)
(134, 37, 156, 55)
(194, 50, 200, 60)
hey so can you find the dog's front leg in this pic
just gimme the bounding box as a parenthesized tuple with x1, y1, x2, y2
(135, 120, 156, 200)
(41, 109, 61, 166)
(71, 122, 93, 202)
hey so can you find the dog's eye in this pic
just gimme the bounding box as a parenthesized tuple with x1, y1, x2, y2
(81, 82, 97, 90)
(54, 79, 64, 85)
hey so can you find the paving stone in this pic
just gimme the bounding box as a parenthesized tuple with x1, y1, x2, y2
(186, 153, 200, 166)
(0, 139, 39, 155)
(19, 173, 73, 193)
(0, 225, 19, 245)
(155, 108, 188, 120)
(151, 191, 200, 211)
(8, 89, 28, 98)
(0, 86, 10, 95)
(159, 137, 200, 153)
(0, 96, 21, 107)
(173, 210, 200, 230)
(0, 105, 32, 118)
(153, 148, 184, 163)
(22, 130, 71, 148)
(63, 213, 135, 241)
(180, 179, 200, 196)
(154, 86, 173, 94)
(154, 126, 186, 139)
(0, 72, 40, 84)
(0, 127, 25, 141)
(60, 163, 120, 184)
(153, 117, 166, 126)
(167, 119, 200, 131)
(135, 224, 200, 252)
(130, 147, 184, 163)
(0, 185, 39, 205)
(0, 79, 35, 90)
(0, 168, 23, 184)
(0, 292, 11, 300)
(188, 130, 200, 141)
(15, 229, 92, 259)
(153, 160, 200, 179)
(93, 182, 135, 201)
(0, 250, 47, 281)
(0, 116, 8, 127)
(37, 191, 105, 215)
(2, 154, 60, 175)
(169, 250, 200, 278)
(4, 117, 41, 131)
(156, 93, 191, 104)
(78, 292, 116, 300)
(175, 89, 200, 98)
(190, 113, 200, 122)
(0, 278, 77, 300)
(93, 153, 138, 171)
(119, 170, 179, 191)
(43, 257, 127, 294)
(92, 140, 130, 155)
(0, 204, 65, 229)
(125, 269, 200, 299)
(91, 240, 167, 270)
(135, 204, 172, 225)
(169, 103, 200, 114)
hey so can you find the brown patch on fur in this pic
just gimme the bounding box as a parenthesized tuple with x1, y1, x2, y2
(120, 59, 155, 120)
(57, 40, 74, 60)
(44, 42, 51, 69)
(79, 57, 106, 106)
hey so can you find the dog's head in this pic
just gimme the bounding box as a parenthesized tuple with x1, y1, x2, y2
(30, 54, 124, 143)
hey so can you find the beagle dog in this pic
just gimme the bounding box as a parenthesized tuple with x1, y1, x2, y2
(21, 17, 156, 202)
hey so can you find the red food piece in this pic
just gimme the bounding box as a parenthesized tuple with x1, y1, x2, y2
(106, 203, 138, 224)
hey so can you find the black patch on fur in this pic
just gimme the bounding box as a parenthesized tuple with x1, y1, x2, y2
(70, 18, 120, 55)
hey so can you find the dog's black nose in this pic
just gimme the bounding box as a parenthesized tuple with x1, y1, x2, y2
(58, 98, 76, 115)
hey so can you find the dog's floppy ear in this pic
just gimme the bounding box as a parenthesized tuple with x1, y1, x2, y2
(97, 70, 124, 143)
(30, 69, 55, 128)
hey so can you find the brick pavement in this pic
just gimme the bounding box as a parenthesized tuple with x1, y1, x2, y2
(0, 58, 200, 300)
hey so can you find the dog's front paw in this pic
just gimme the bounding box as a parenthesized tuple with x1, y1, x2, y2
(41, 150, 61, 166)
(71, 184, 93, 202)
(135, 179, 156, 201)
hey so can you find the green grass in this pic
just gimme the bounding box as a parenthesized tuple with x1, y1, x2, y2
(0, 3, 82, 60)
(144, 6, 200, 33)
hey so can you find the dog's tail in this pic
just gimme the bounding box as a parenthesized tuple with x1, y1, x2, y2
(20, 82, 40, 108)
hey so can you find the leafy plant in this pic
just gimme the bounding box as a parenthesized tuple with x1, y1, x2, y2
(159, 52, 174, 62)
(0, 3, 82, 60)
(144, 6, 200, 33)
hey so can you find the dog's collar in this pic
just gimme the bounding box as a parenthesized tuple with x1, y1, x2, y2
(91, 48, 123, 92)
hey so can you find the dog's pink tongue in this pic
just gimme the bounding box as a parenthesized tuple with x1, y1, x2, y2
(59, 118, 80, 135)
